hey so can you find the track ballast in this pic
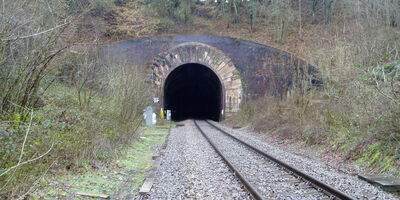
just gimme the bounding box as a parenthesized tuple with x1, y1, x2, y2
(194, 120, 354, 200)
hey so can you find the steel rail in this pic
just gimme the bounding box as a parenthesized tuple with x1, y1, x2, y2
(193, 120, 264, 200)
(205, 120, 355, 200)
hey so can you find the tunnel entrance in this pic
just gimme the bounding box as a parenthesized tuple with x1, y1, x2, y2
(163, 63, 223, 121)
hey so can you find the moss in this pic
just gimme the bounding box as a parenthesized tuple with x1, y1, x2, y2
(33, 126, 169, 199)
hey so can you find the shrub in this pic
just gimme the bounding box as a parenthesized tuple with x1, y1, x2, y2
(0, 58, 150, 198)
(0, 0, 71, 117)
(233, 30, 400, 174)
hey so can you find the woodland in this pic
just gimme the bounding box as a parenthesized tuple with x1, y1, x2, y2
(0, 0, 399, 198)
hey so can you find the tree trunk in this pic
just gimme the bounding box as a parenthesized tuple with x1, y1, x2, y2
(312, 0, 318, 24)
(280, 18, 285, 42)
(299, 0, 302, 40)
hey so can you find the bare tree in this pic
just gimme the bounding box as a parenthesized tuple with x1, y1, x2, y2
(0, 0, 74, 116)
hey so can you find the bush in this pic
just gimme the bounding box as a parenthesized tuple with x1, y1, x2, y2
(232, 31, 400, 175)
(1, 71, 150, 199)
(0, 0, 71, 117)
(101, 57, 151, 134)
(143, 0, 194, 25)
(0, 48, 150, 199)
(231, 2, 400, 173)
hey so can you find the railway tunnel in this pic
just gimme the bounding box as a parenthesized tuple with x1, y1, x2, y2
(163, 63, 223, 121)
(152, 42, 243, 122)
(99, 35, 318, 122)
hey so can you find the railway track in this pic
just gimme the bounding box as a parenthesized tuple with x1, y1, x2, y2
(194, 120, 354, 200)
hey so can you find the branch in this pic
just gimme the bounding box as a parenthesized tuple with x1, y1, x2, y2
(16, 161, 57, 200)
(2, 22, 69, 41)
(17, 110, 34, 166)
(374, 84, 399, 103)
(0, 142, 54, 177)
(7, 100, 31, 111)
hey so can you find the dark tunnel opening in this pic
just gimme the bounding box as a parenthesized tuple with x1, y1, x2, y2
(163, 63, 223, 121)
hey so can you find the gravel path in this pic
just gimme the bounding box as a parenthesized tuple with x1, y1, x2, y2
(148, 120, 252, 200)
(196, 120, 328, 200)
(209, 121, 398, 200)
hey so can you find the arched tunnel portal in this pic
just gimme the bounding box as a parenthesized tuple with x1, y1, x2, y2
(151, 42, 243, 121)
(101, 35, 320, 122)
(163, 63, 223, 121)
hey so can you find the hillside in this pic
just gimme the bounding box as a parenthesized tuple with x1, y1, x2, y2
(0, 0, 399, 199)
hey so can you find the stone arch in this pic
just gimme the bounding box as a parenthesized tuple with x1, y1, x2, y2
(150, 42, 243, 117)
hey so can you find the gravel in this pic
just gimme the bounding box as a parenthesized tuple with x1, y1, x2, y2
(209, 121, 399, 200)
(196, 120, 328, 200)
(148, 120, 252, 200)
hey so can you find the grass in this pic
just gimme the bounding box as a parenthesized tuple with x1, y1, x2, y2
(0, 79, 149, 198)
(230, 86, 399, 176)
(30, 125, 170, 199)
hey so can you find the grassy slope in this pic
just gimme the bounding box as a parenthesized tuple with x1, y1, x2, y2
(32, 126, 169, 199)
(0, 80, 149, 198)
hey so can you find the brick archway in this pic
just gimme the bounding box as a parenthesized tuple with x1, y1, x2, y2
(150, 42, 242, 117)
